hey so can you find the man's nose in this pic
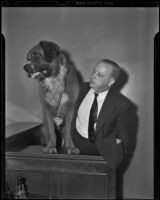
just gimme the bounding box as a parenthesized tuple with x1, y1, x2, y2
(91, 73, 96, 79)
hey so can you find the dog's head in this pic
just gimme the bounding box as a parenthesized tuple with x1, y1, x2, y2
(23, 41, 67, 81)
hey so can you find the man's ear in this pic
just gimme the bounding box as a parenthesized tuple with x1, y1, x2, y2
(108, 78, 115, 86)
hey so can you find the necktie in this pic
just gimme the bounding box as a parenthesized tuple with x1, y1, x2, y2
(88, 92, 98, 143)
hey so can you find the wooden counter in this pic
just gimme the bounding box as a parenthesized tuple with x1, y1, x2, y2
(5, 123, 116, 199)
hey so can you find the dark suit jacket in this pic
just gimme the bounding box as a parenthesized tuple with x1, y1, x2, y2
(71, 82, 132, 169)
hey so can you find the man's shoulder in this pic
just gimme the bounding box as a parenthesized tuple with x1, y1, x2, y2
(113, 89, 132, 107)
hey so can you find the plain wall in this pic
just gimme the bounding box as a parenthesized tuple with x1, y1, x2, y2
(2, 7, 158, 199)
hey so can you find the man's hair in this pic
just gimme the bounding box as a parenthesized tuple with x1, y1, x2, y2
(100, 59, 121, 80)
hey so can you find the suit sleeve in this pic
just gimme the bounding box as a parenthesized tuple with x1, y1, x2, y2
(116, 103, 132, 155)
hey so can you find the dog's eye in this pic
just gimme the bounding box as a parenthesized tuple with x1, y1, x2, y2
(32, 52, 41, 59)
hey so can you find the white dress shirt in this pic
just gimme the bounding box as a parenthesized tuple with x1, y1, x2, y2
(76, 88, 109, 139)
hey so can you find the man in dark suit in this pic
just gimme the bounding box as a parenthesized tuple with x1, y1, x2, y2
(71, 59, 132, 169)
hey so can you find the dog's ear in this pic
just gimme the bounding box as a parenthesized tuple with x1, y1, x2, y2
(39, 41, 60, 63)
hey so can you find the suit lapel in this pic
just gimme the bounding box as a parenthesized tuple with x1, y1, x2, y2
(73, 83, 90, 120)
(95, 89, 116, 135)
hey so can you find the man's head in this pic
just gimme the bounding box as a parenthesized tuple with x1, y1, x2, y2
(89, 59, 121, 93)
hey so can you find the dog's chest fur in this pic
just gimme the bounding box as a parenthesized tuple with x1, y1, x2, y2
(40, 65, 69, 114)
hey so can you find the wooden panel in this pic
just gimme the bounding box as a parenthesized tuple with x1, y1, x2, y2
(7, 170, 49, 196)
(6, 152, 108, 175)
(61, 172, 106, 199)
(49, 172, 60, 199)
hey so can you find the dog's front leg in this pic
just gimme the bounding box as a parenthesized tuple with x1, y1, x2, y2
(63, 104, 80, 155)
(42, 106, 57, 154)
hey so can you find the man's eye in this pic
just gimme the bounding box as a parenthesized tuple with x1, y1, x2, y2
(97, 73, 103, 77)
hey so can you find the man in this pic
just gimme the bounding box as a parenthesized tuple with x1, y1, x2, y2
(70, 59, 132, 169)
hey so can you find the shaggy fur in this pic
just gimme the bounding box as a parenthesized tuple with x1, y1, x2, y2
(24, 41, 80, 154)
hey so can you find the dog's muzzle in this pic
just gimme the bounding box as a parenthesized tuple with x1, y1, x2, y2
(23, 63, 52, 80)
(24, 63, 34, 77)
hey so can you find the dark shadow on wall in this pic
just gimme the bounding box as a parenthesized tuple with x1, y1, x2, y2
(112, 67, 129, 91)
(60, 49, 84, 84)
(116, 102, 139, 199)
(113, 67, 139, 199)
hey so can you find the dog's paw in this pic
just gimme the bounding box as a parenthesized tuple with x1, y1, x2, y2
(43, 147, 57, 154)
(48, 147, 58, 154)
(67, 147, 80, 155)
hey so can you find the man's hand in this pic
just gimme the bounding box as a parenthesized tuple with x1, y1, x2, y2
(116, 138, 122, 144)
(53, 117, 63, 126)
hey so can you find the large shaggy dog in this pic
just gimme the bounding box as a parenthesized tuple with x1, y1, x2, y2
(24, 41, 80, 154)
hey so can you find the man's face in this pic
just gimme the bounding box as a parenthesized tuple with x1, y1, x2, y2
(89, 62, 115, 92)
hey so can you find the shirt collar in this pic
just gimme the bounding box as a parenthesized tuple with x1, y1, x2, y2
(88, 88, 109, 97)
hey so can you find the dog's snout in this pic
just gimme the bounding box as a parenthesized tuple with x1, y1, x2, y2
(23, 63, 35, 75)
(24, 64, 30, 71)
